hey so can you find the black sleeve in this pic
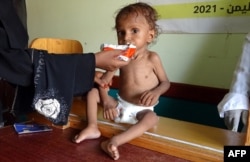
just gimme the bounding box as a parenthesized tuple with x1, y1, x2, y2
(0, 48, 96, 90)
(73, 53, 96, 95)
(0, 49, 33, 86)
(32, 50, 95, 95)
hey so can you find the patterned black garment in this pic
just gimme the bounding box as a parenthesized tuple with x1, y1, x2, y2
(0, 0, 96, 125)
(1, 48, 95, 125)
(31, 50, 95, 125)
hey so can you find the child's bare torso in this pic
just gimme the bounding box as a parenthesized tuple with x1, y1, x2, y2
(118, 51, 159, 105)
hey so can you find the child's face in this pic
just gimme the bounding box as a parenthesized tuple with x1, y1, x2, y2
(116, 13, 155, 50)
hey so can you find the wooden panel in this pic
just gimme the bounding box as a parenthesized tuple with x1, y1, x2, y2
(29, 38, 83, 54)
(245, 111, 250, 145)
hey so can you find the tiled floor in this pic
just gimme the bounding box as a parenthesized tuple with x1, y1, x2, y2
(0, 126, 189, 162)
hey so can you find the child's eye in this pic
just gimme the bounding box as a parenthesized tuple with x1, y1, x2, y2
(117, 31, 125, 37)
(132, 28, 139, 34)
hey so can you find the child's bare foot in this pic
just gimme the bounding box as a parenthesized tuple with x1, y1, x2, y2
(101, 140, 119, 160)
(72, 126, 101, 143)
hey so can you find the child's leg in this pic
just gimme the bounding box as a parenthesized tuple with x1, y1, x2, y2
(73, 88, 101, 143)
(101, 110, 158, 160)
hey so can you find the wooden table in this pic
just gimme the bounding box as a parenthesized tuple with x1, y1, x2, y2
(0, 124, 188, 162)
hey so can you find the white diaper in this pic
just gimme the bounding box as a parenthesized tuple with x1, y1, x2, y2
(114, 95, 157, 124)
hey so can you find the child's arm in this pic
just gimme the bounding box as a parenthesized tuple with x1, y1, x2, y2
(140, 80, 170, 104)
(98, 70, 118, 120)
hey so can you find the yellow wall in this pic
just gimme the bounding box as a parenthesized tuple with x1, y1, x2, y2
(26, 0, 246, 89)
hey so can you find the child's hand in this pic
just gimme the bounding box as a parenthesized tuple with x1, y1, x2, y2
(94, 71, 111, 88)
(101, 77, 112, 89)
(139, 90, 159, 106)
(102, 98, 118, 120)
(103, 107, 118, 120)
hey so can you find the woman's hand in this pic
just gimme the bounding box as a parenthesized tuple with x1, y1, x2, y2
(95, 50, 129, 71)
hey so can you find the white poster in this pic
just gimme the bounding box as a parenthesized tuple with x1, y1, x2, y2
(140, 0, 250, 33)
